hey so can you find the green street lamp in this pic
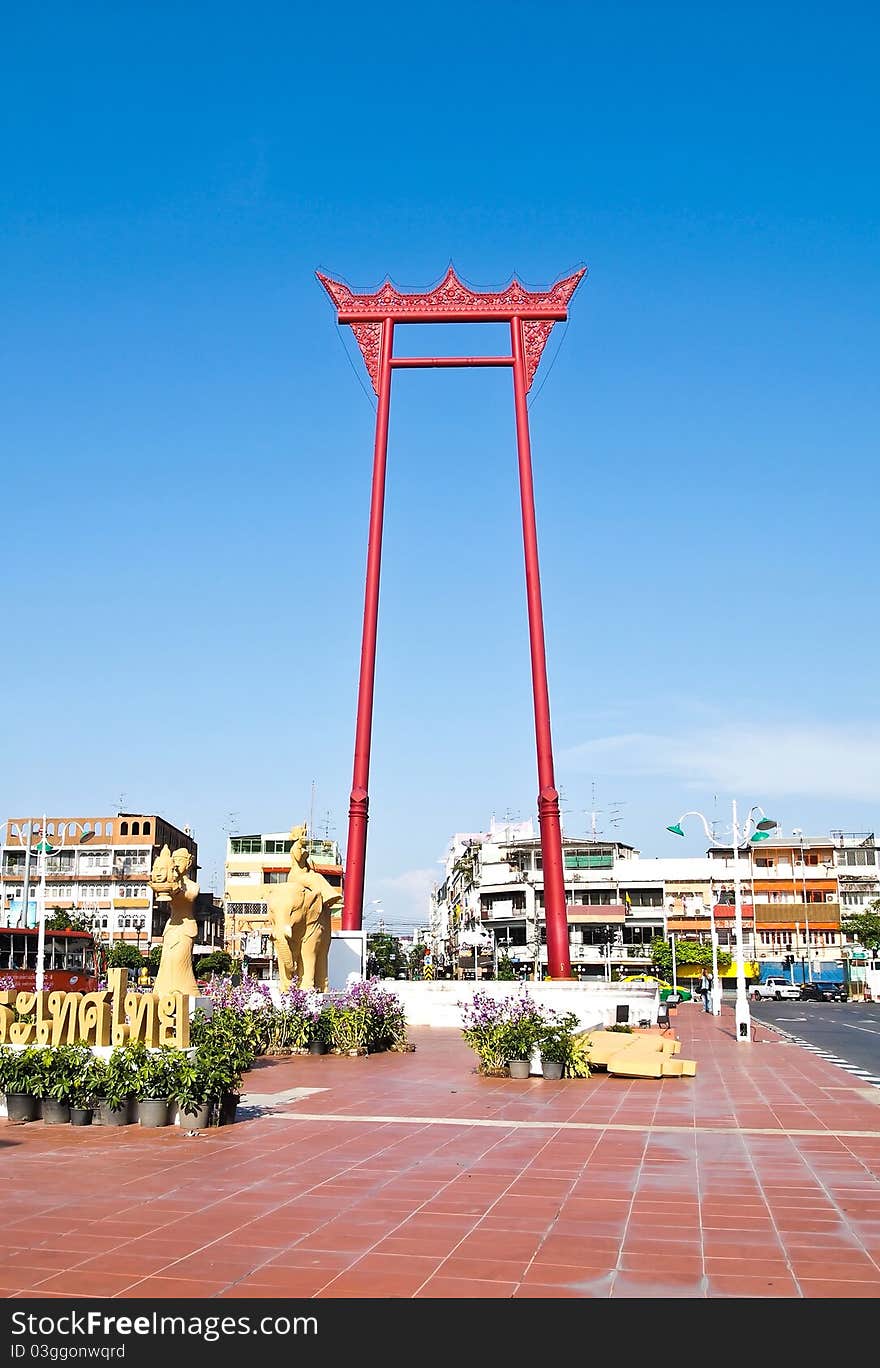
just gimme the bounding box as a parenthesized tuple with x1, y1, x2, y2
(666, 803, 777, 1043)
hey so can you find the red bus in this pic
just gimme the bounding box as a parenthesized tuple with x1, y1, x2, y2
(0, 927, 101, 993)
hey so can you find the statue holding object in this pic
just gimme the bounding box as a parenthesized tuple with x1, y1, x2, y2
(266, 824, 342, 991)
(149, 845, 200, 997)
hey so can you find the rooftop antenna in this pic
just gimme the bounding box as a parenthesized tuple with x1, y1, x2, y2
(608, 800, 627, 829)
(586, 781, 603, 839)
(309, 780, 316, 841)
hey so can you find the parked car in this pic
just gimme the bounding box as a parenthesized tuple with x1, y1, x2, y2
(619, 974, 694, 1003)
(750, 977, 801, 1001)
(799, 981, 847, 1002)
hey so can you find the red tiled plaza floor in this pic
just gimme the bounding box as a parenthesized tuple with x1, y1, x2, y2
(3, 1005, 880, 1298)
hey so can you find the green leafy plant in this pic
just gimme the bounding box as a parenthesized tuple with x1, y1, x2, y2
(459, 990, 544, 1074)
(100, 1042, 148, 1110)
(496, 955, 517, 981)
(135, 1046, 184, 1101)
(0, 1045, 45, 1097)
(538, 1010, 580, 1065)
(606, 1023, 633, 1033)
(174, 1054, 213, 1111)
(564, 1033, 592, 1079)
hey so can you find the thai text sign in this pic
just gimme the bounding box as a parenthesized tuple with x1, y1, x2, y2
(0, 968, 189, 1049)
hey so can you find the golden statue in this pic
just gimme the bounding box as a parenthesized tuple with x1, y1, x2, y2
(149, 845, 200, 997)
(266, 824, 342, 991)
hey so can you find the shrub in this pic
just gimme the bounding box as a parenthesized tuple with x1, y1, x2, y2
(460, 990, 544, 1074)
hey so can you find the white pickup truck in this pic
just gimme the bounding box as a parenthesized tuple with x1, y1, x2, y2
(750, 977, 801, 1001)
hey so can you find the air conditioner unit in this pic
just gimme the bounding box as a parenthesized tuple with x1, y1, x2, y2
(825, 893, 835, 902)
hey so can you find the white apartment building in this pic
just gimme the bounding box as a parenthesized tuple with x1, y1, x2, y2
(430, 819, 879, 982)
(0, 812, 220, 952)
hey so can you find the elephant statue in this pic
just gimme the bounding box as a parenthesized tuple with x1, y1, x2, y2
(266, 824, 343, 992)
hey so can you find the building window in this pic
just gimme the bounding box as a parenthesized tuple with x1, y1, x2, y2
(120, 822, 128, 836)
(620, 889, 663, 908)
(263, 872, 289, 885)
(131, 822, 140, 835)
(230, 837, 262, 855)
(263, 839, 292, 854)
(142, 821, 151, 835)
(838, 849, 876, 866)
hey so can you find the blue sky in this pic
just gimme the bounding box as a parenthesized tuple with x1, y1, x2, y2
(3, 4, 879, 930)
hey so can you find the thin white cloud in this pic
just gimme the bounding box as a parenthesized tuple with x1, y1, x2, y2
(562, 724, 880, 802)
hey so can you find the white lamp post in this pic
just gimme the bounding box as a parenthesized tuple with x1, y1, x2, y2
(667, 802, 777, 1043)
(706, 903, 722, 1015)
(33, 818, 96, 993)
(791, 828, 813, 983)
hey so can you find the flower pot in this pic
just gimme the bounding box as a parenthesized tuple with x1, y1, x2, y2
(70, 1107, 93, 1127)
(508, 1059, 531, 1079)
(138, 1098, 171, 1128)
(540, 1059, 564, 1080)
(217, 1092, 240, 1126)
(98, 1102, 131, 1127)
(42, 1100, 71, 1125)
(178, 1101, 213, 1130)
(308, 1040, 327, 1055)
(5, 1093, 39, 1123)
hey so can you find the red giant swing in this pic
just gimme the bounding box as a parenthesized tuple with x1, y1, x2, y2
(318, 266, 586, 980)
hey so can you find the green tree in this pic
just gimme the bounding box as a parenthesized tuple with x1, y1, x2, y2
(45, 909, 93, 934)
(496, 954, 517, 981)
(194, 951, 234, 978)
(366, 932, 405, 979)
(406, 944, 427, 979)
(147, 944, 163, 974)
(650, 936, 732, 978)
(841, 906, 880, 953)
(107, 943, 145, 971)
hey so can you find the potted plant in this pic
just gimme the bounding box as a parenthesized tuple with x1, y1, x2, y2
(308, 1001, 333, 1054)
(97, 1044, 142, 1125)
(41, 1045, 76, 1124)
(500, 992, 545, 1078)
(192, 1030, 245, 1126)
(0, 1045, 43, 1122)
(174, 1054, 214, 1130)
(538, 1010, 580, 1080)
(136, 1047, 182, 1127)
(68, 1047, 102, 1126)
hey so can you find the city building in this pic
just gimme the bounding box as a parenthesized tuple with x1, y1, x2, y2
(223, 829, 344, 979)
(0, 812, 222, 955)
(430, 818, 878, 982)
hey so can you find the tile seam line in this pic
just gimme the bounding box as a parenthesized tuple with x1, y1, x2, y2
(268, 1112, 880, 1139)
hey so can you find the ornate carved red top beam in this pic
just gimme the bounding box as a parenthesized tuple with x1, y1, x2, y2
(317, 266, 586, 394)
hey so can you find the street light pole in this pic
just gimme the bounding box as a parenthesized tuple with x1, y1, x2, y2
(730, 799, 750, 1043)
(707, 902, 722, 1015)
(667, 800, 777, 1044)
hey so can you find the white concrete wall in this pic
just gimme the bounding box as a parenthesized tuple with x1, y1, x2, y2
(385, 979, 659, 1031)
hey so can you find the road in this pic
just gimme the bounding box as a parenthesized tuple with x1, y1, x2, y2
(746, 999, 880, 1088)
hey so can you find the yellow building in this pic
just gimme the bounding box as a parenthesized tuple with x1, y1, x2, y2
(224, 830, 344, 979)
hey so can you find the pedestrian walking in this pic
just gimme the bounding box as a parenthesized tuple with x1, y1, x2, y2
(699, 970, 712, 1013)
